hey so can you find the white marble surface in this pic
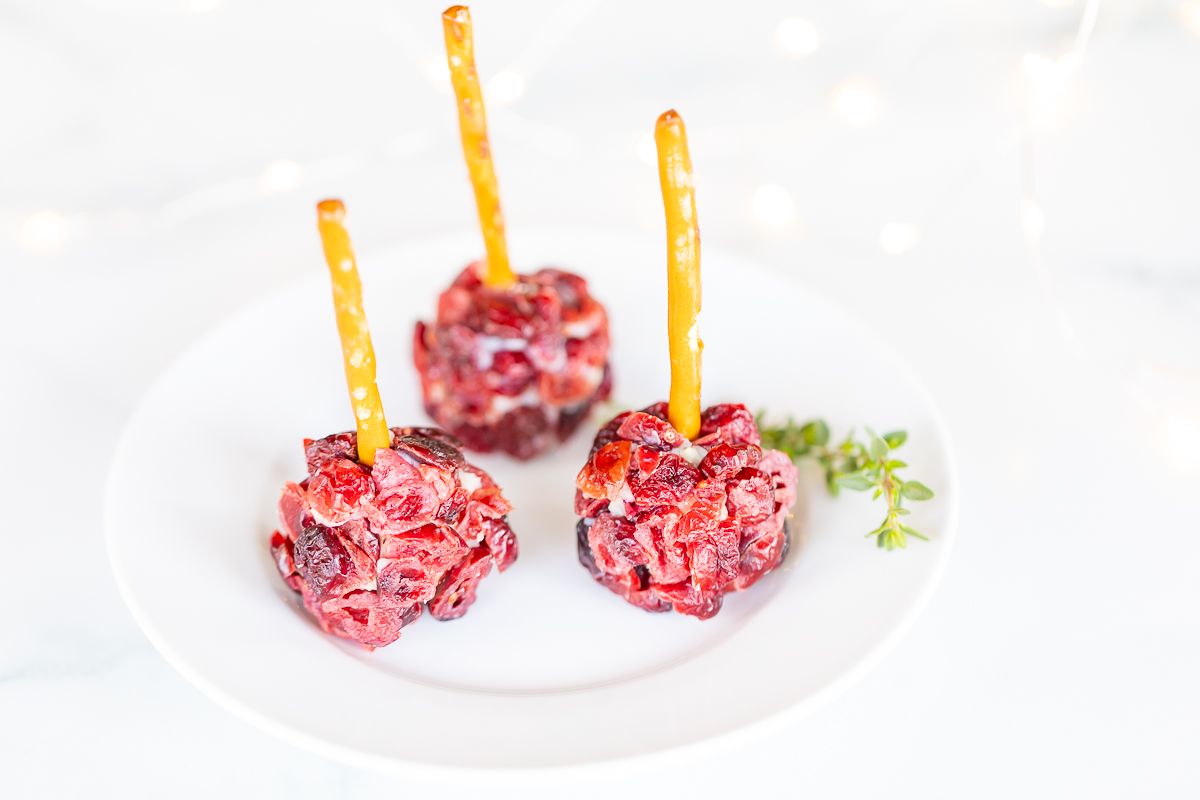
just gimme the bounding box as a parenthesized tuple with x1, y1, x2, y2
(3, 0, 1199, 796)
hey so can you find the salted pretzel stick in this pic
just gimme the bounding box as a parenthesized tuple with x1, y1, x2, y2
(655, 110, 702, 440)
(443, 5, 514, 288)
(316, 199, 390, 466)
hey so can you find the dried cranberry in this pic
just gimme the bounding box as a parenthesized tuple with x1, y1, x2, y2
(586, 514, 646, 575)
(488, 350, 537, 395)
(725, 467, 775, 524)
(278, 482, 307, 540)
(393, 426, 465, 450)
(590, 410, 633, 455)
(634, 446, 662, 476)
(728, 526, 788, 592)
(699, 442, 762, 480)
(481, 518, 518, 571)
(698, 404, 760, 447)
(293, 522, 374, 599)
(576, 519, 601, 577)
(577, 440, 633, 500)
(379, 523, 467, 572)
(492, 405, 553, 460)
(428, 546, 494, 620)
(303, 431, 358, 471)
(372, 481, 441, 534)
(317, 591, 417, 649)
(640, 402, 670, 421)
(575, 491, 607, 518)
(269, 531, 295, 578)
(376, 558, 434, 605)
(462, 487, 513, 536)
(655, 581, 723, 619)
(627, 454, 699, 506)
(393, 433, 464, 468)
(617, 412, 685, 451)
(306, 458, 374, 526)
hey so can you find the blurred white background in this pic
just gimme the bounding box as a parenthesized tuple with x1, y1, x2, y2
(2, 0, 1199, 796)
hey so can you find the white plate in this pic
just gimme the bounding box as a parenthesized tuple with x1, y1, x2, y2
(106, 228, 957, 776)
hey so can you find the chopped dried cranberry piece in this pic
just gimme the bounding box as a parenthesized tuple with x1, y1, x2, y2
(698, 404, 760, 447)
(699, 442, 762, 480)
(293, 522, 375, 600)
(304, 431, 358, 471)
(725, 467, 775, 524)
(655, 581, 723, 619)
(393, 426, 465, 450)
(306, 457, 375, 526)
(462, 487, 513, 536)
(270, 531, 295, 578)
(728, 523, 789, 592)
(577, 440, 633, 500)
(634, 446, 662, 476)
(617, 411, 685, 450)
(376, 558, 434, 606)
(491, 406, 553, 461)
(590, 409, 633, 455)
(627, 453, 699, 506)
(278, 482, 307, 540)
(428, 546, 494, 620)
(316, 591, 418, 648)
(587, 514, 649, 576)
(574, 490, 608, 518)
(393, 432, 465, 468)
(488, 350, 537, 395)
(372, 480, 441, 535)
(576, 519, 601, 577)
(480, 518, 518, 571)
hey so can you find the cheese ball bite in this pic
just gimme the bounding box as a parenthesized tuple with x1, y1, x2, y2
(269, 199, 518, 648)
(575, 403, 796, 618)
(422, 7, 612, 458)
(414, 264, 611, 459)
(271, 427, 516, 647)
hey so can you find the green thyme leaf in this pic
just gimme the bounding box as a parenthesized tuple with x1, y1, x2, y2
(801, 419, 830, 447)
(757, 414, 936, 551)
(835, 473, 875, 491)
(901, 480, 934, 501)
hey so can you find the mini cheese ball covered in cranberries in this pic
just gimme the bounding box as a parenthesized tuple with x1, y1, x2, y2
(413, 264, 612, 460)
(270, 426, 517, 648)
(575, 403, 798, 619)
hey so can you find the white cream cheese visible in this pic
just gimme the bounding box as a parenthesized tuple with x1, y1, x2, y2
(489, 386, 544, 415)
(562, 316, 600, 339)
(607, 484, 635, 518)
(474, 335, 530, 370)
(672, 443, 709, 466)
(458, 470, 483, 492)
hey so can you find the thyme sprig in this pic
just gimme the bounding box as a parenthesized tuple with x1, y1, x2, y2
(757, 416, 934, 550)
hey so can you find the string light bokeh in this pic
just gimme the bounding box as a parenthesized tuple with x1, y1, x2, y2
(5, 0, 1198, 477)
(4, 0, 1114, 259)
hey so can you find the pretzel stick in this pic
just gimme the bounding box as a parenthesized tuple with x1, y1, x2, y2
(443, 5, 514, 288)
(316, 199, 390, 465)
(655, 110, 702, 439)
